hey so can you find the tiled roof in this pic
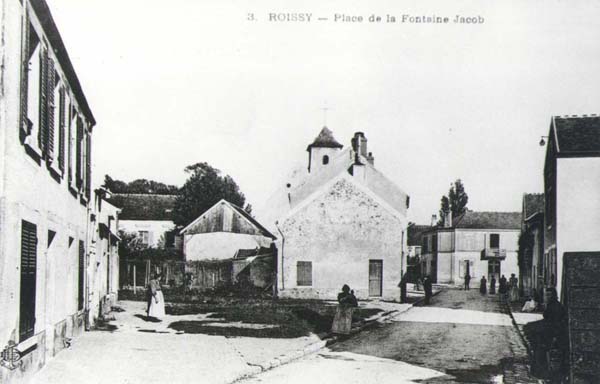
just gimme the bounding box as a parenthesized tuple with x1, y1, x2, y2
(453, 211, 522, 230)
(554, 116, 600, 154)
(523, 193, 544, 219)
(107, 194, 177, 221)
(408, 224, 431, 246)
(306, 126, 343, 151)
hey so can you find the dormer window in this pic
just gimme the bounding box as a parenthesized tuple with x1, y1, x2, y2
(322, 155, 329, 165)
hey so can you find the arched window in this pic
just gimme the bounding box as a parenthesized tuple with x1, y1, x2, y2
(322, 155, 329, 165)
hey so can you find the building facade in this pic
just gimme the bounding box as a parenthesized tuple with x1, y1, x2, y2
(0, 0, 98, 381)
(518, 193, 544, 300)
(543, 115, 600, 299)
(107, 193, 177, 248)
(180, 199, 275, 262)
(259, 128, 410, 301)
(421, 212, 521, 285)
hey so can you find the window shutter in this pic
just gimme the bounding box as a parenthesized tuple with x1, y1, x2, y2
(20, 220, 37, 342)
(68, 106, 74, 185)
(85, 132, 91, 200)
(297, 261, 312, 286)
(46, 61, 56, 161)
(78, 240, 85, 310)
(20, 10, 30, 135)
(76, 117, 82, 189)
(58, 88, 65, 171)
(39, 46, 48, 152)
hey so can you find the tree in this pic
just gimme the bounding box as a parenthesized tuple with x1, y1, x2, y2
(172, 162, 251, 227)
(438, 179, 469, 226)
(103, 175, 178, 195)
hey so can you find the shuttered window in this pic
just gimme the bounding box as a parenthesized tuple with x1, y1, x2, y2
(20, 220, 37, 342)
(44, 61, 56, 162)
(85, 132, 91, 200)
(38, 46, 49, 153)
(297, 261, 312, 286)
(78, 240, 85, 310)
(58, 86, 69, 172)
(75, 117, 83, 189)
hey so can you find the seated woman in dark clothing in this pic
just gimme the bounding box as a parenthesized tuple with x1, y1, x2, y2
(332, 284, 358, 335)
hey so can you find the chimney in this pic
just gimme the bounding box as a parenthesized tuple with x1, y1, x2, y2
(431, 214, 437, 226)
(367, 152, 374, 166)
(444, 211, 453, 228)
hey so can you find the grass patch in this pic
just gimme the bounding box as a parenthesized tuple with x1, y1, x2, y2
(165, 300, 383, 338)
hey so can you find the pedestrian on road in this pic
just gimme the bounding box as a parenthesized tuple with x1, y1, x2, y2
(464, 273, 471, 290)
(423, 275, 433, 305)
(479, 276, 487, 295)
(398, 272, 408, 303)
(499, 275, 508, 303)
(147, 272, 166, 320)
(509, 273, 519, 302)
(490, 276, 496, 294)
(332, 284, 358, 335)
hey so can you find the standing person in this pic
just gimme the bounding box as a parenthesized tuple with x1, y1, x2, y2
(499, 275, 508, 303)
(331, 284, 358, 335)
(509, 273, 519, 302)
(543, 288, 568, 375)
(464, 273, 471, 291)
(148, 273, 166, 320)
(423, 275, 433, 305)
(490, 276, 496, 294)
(480, 276, 487, 295)
(398, 272, 408, 304)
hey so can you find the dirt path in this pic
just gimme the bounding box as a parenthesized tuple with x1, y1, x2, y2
(330, 288, 537, 383)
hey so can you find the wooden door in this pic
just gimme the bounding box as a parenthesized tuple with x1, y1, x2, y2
(20, 220, 37, 342)
(369, 260, 383, 297)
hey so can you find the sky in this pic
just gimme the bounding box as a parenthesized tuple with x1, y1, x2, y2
(46, 0, 600, 224)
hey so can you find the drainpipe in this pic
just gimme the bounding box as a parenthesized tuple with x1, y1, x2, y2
(275, 221, 285, 291)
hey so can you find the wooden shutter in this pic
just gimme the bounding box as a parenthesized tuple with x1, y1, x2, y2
(39, 46, 48, 152)
(78, 240, 85, 310)
(85, 132, 91, 199)
(20, 8, 30, 135)
(20, 220, 37, 342)
(58, 88, 66, 171)
(76, 117, 82, 189)
(297, 261, 312, 286)
(68, 107, 73, 185)
(46, 62, 56, 161)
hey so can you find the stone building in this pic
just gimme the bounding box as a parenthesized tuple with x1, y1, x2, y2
(259, 128, 410, 300)
(518, 193, 544, 300)
(0, 0, 99, 381)
(180, 199, 275, 262)
(421, 211, 521, 285)
(108, 193, 177, 248)
(542, 115, 600, 298)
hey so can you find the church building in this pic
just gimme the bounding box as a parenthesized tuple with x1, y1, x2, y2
(259, 127, 410, 300)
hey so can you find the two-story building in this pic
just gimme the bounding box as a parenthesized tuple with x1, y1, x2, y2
(0, 0, 99, 381)
(519, 193, 544, 300)
(421, 211, 521, 285)
(542, 115, 600, 299)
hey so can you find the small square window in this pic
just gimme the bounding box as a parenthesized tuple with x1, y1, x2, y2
(297, 261, 312, 286)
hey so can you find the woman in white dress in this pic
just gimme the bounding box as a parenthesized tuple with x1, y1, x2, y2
(148, 273, 166, 319)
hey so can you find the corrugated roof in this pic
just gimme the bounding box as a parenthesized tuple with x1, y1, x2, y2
(523, 193, 544, 219)
(554, 116, 600, 154)
(107, 194, 177, 221)
(452, 211, 522, 230)
(306, 126, 343, 151)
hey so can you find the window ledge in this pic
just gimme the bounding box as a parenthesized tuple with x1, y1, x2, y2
(16, 336, 38, 354)
(23, 135, 42, 157)
(48, 160, 63, 179)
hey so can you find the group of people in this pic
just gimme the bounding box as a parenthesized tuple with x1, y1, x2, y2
(474, 273, 520, 302)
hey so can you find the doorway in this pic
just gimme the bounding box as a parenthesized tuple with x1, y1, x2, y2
(369, 260, 383, 297)
(488, 260, 501, 283)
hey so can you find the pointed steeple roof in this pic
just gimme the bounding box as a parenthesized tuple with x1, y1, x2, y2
(306, 126, 344, 151)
